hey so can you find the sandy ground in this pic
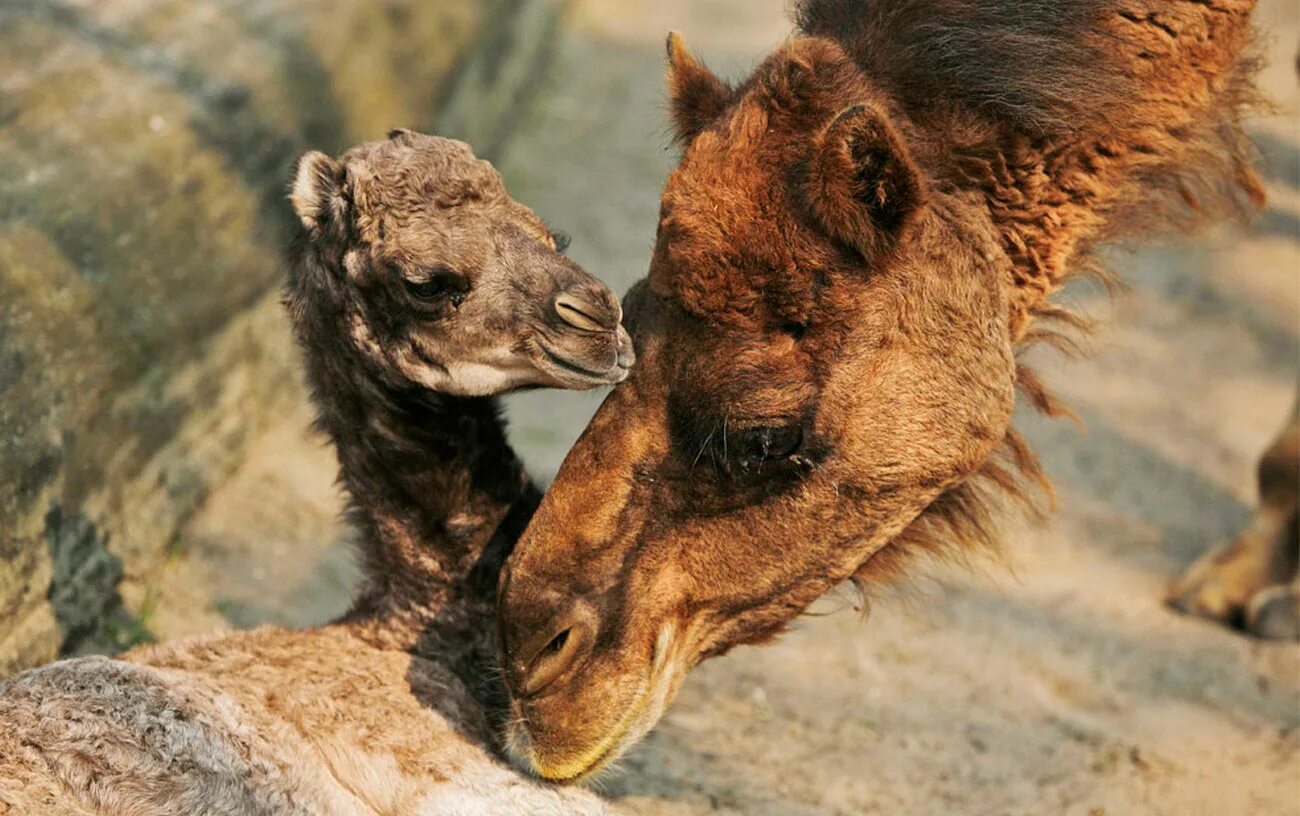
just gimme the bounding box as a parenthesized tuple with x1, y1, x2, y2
(152, 1, 1300, 813)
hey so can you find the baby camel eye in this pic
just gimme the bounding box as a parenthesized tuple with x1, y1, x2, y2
(404, 268, 468, 306)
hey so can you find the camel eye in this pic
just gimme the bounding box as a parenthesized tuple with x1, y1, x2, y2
(405, 268, 467, 306)
(550, 230, 571, 253)
(406, 279, 445, 299)
(729, 424, 803, 470)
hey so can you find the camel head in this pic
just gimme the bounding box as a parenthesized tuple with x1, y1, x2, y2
(285, 129, 633, 397)
(498, 0, 1262, 780)
(497, 36, 1022, 782)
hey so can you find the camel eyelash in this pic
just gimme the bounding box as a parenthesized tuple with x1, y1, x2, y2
(673, 409, 808, 472)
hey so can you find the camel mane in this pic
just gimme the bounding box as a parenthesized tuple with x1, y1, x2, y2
(796, 0, 1127, 136)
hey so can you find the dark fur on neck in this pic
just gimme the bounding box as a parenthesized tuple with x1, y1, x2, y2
(283, 232, 531, 683)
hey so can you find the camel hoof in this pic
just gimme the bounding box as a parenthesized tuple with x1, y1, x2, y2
(1246, 585, 1300, 641)
(1165, 564, 1244, 627)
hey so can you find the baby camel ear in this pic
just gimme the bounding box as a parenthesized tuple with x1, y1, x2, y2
(805, 104, 925, 261)
(289, 150, 345, 236)
(666, 31, 733, 144)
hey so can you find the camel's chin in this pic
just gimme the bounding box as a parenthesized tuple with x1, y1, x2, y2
(505, 686, 649, 784)
(534, 344, 629, 389)
(506, 625, 685, 784)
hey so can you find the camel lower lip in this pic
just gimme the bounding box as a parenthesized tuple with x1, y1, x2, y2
(528, 679, 651, 783)
(534, 742, 618, 784)
(539, 346, 619, 381)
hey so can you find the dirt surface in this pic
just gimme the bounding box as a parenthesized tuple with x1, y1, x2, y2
(156, 1, 1300, 813)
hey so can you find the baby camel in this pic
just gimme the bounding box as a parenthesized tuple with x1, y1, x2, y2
(0, 130, 628, 815)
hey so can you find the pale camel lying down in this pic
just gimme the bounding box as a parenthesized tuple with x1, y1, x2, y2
(0, 131, 634, 815)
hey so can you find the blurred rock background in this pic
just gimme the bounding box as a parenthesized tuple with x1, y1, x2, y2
(0, 0, 564, 673)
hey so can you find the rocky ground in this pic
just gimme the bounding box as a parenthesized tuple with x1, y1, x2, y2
(150, 1, 1300, 813)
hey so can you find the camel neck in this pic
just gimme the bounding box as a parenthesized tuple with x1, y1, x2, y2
(298, 325, 529, 658)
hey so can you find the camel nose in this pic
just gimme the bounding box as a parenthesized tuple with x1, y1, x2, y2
(553, 286, 621, 334)
(505, 599, 598, 699)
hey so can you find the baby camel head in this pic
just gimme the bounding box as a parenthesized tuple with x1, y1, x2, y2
(286, 129, 633, 397)
(498, 37, 1020, 781)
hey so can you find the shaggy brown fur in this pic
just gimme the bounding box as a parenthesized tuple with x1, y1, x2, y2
(0, 132, 622, 815)
(494, 0, 1267, 783)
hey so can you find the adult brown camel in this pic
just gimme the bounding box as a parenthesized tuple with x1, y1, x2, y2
(494, 0, 1271, 782)
(0, 131, 626, 815)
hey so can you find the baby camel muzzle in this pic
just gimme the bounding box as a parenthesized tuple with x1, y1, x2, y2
(538, 284, 635, 386)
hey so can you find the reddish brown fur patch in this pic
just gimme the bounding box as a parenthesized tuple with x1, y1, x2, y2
(788, 0, 1268, 583)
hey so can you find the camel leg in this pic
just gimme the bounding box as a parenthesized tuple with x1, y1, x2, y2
(1167, 402, 1300, 639)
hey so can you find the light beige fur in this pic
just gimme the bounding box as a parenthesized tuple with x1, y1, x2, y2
(0, 627, 602, 815)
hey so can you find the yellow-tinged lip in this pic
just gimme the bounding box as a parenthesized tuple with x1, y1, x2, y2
(527, 623, 681, 783)
(531, 678, 652, 782)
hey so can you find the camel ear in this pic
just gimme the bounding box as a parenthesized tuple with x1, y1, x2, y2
(806, 104, 924, 260)
(289, 150, 345, 236)
(666, 32, 732, 144)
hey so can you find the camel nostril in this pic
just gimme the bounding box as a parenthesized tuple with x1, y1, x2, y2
(517, 612, 595, 698)
(554, 290, 616, 333)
